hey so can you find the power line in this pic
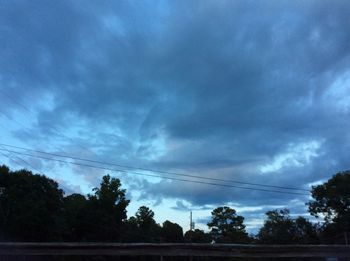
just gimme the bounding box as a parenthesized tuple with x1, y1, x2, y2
(0, 91, 309, 193)
(0, 147, 309, 196)
(0, 147, 44, 176)
(0, 143, 309, 192)
(0, 150, 25, 168)
(0, 91, 309, 194)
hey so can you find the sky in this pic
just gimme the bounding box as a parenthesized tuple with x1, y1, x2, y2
(0, 0, 350, 233)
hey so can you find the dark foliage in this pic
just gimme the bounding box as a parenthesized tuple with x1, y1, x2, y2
(161, 220, 183, 242)
(0, 165, 64, 241)
(1, 164, 349, 249)
(257, 209, 319, 244)
(308, 171, 350, 244)
(207, 206, 251, 243)
(184, 229, 211, 243)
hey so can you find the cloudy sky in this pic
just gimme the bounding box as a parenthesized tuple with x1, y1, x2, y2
(1, 0, 350, 232)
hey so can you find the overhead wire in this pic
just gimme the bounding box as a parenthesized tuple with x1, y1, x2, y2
(0, 143, 309, 192)
(0, 147, 310, 196)
(0, 91, 310, 195)
(0, 146, 44, 176)
(0, 116, 48, 175)
(0, 91, 92, 170)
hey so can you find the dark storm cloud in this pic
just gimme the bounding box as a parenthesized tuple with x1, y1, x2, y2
(1, 0, 350, 212)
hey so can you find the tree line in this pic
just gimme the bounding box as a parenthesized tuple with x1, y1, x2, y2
(0, 165, 349, 244)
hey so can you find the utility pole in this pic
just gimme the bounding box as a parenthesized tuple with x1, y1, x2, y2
(190, 211, 195, 231)
(190, 211, 192, 231)
(189, 212, 193, 261)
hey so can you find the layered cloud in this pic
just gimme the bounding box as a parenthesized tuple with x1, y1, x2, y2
(1, 0, 350, 227)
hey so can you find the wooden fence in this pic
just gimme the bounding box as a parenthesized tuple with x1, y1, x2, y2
(0, 243, 349, 258)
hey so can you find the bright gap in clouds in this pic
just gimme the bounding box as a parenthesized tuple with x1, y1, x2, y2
(1, 0, 350, 235)
(260, 140, 322, 174)
(324, 70, 350, 113)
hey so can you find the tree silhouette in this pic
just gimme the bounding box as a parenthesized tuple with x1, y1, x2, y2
(257, 209, 318, 244)
(0, 166, 64, 241)
(308, 171, 350, 243)
(184, 229, 211, 243)
(161, 220, 183, 242)
(208, 206, 250, 243)
(62, 193, 87, 241)
(134, 206, 161, 242)
(82, 175, 130, 241)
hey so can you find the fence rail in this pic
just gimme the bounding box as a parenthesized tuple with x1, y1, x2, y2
(0, 243, 349, 258)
